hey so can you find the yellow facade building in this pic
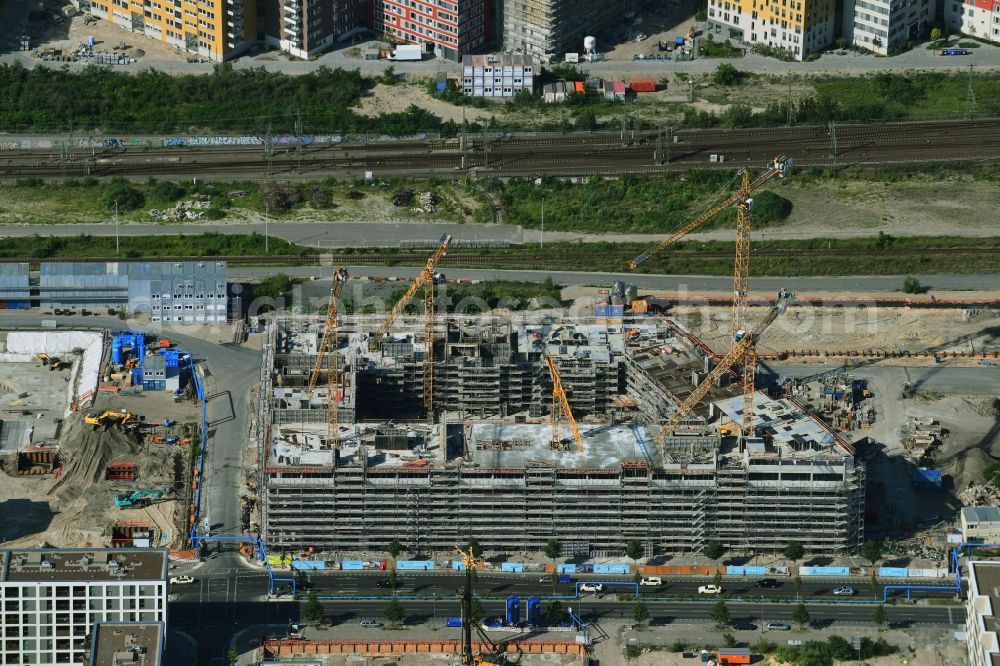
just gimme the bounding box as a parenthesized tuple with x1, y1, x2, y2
(706, 0, 836, 60)
(89, 0, 256, 62)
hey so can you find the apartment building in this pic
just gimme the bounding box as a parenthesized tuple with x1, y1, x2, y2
(502, 0, 627, 59)
(842, 0, 934, 54)
(966, 560, 1000, 666)
(370, 0, 490, 61)
(0, 548, 168, 666)
(263, 0, 363, 58)
(461, 54, 534, 97)
(944, 0, 996, 41)
(88, 0, 256, 61)
(706, 0, 837, 59)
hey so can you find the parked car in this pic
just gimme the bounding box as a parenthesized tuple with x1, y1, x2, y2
(754, 578, 782, 588)
(832, 587, 855, 596)
(697, 585, 723, 594)
(767, 622, 792, 631)
(730, 622, 757, 631)
(639, 576, 662, 586)
(169, 575, 195, 585)
(446, 617, 463, 627)
(360, 618, 383, 628)
(579, 583, 604, 593)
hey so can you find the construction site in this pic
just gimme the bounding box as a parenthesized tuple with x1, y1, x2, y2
(256, 162, 871, 559)
(0, 328, 202, 551)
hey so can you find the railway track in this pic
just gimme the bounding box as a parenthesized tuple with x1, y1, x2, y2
(2, 119, 999, 179)
(9, 245, 995, 271)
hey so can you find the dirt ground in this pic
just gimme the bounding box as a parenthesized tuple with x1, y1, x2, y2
(601, 0, 699, 62)
(649, 305, 1000, 357)
(0, 385, 202, 549)
(357, 83, 495, 124)
(25, 0, 190, 63)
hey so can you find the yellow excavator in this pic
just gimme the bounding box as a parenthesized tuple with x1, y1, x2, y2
(85, 411, 139, 431)
(35, 353, 64, 371)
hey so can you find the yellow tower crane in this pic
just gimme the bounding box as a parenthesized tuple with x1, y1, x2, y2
(307, 267, 349, 449)
(653, 291, 792, 462)
(369, 234, 452, 415)
(545, 355, 583, 453)
(631, 155, 792, 436)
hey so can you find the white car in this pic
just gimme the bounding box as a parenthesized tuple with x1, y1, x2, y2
(579, 583, 603, 593)
(639, 576, 662, 586)
(169, 575, 195, 585)
(832, 587, 855, 596)
(697, 585, 723, 594)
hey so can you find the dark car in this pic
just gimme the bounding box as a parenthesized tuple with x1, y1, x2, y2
(754, 578, 782, 588)
(730, 622, 757, 631)
(375, 579, 404, 589)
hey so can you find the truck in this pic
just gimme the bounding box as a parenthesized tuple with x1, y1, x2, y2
(387, 44, 423, 61)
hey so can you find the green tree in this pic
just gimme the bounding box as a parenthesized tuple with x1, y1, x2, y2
(712, 570, 724, 589)
(930, 27, 943, 41)
(544, 600, 569, 625)
(862, 540, 885, 567)
(783, 541, 805, 561)
(387, 569, 398, 595)
(385, 599, 405, 627)
(709, 599, 730, 628)
(713, 63, 745, 86)
(870, 570, 880, 599)
(872, 604, 888, 629)
(625, 539, 644, 564)
(794, 574, 803, 599)
(255, 273, 292, 299)
(302, 592, 323, 625)
(704, 541, 726, 560)
(543, 539, 562, 562)
(792, 602, 810, 629)
(102, 177, 145, 212)
(470, 598, 486, 624)
(381, 66, 397, 85)
(632, 601, 649, 626)
(902, 276, 926, 294)
(387, 539, 403, 561)
(722, 633, 737, 648)
(228, 645, 239, 665)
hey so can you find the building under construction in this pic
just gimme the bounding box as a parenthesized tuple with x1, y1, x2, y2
(258, 312, 864, 557)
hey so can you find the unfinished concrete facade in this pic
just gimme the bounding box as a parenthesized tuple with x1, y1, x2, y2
(259, 313, 864, 557)
(501, 0, 628, 60)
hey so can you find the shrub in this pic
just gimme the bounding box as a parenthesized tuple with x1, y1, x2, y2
(102, 177, 145, 212)
(15, 177, 43, 188)
(902, 276, 926, 294)
(308, 185, 333, 208)
(149, 180, 186, 203)
(201, 208, 226, 220)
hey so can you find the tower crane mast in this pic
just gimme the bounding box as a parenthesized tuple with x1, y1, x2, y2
(307, 267, 349, 448)
(545, 355, 583, 453)
(368, 234, 452, 415)
(653, 292, 792, 462)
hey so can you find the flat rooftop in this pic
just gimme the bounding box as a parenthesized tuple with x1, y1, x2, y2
(2, 548, 168, 583)
(468, 423, 654, 469)
(971, 561, 1000, 666)
(91, 622, 163, 666)
(713, 394, 848, 458)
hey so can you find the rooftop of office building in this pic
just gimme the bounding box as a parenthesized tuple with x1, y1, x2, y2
(2, 548, 168, 583)
(90, 622, 163, 666)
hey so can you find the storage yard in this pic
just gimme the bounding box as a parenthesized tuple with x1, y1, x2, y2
(0, 329, 201, 550)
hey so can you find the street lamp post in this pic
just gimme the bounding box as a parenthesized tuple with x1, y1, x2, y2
(114, 200, 119, 256)
(264, 202, 269, 254)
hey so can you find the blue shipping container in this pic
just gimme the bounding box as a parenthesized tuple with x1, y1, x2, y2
(527, 597, 541, 625)
(595, 305, 625, 318)
(912, 468, 942, 490)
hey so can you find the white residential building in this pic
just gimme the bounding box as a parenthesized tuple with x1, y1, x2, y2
(963, 507, 1000, 544)
(0, 548, 168, 665)
(462, 54, 534, 97)
(967, 560, 1000, 666)
(842, 0, 935, 55)
(945, 0, 1000, 41)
